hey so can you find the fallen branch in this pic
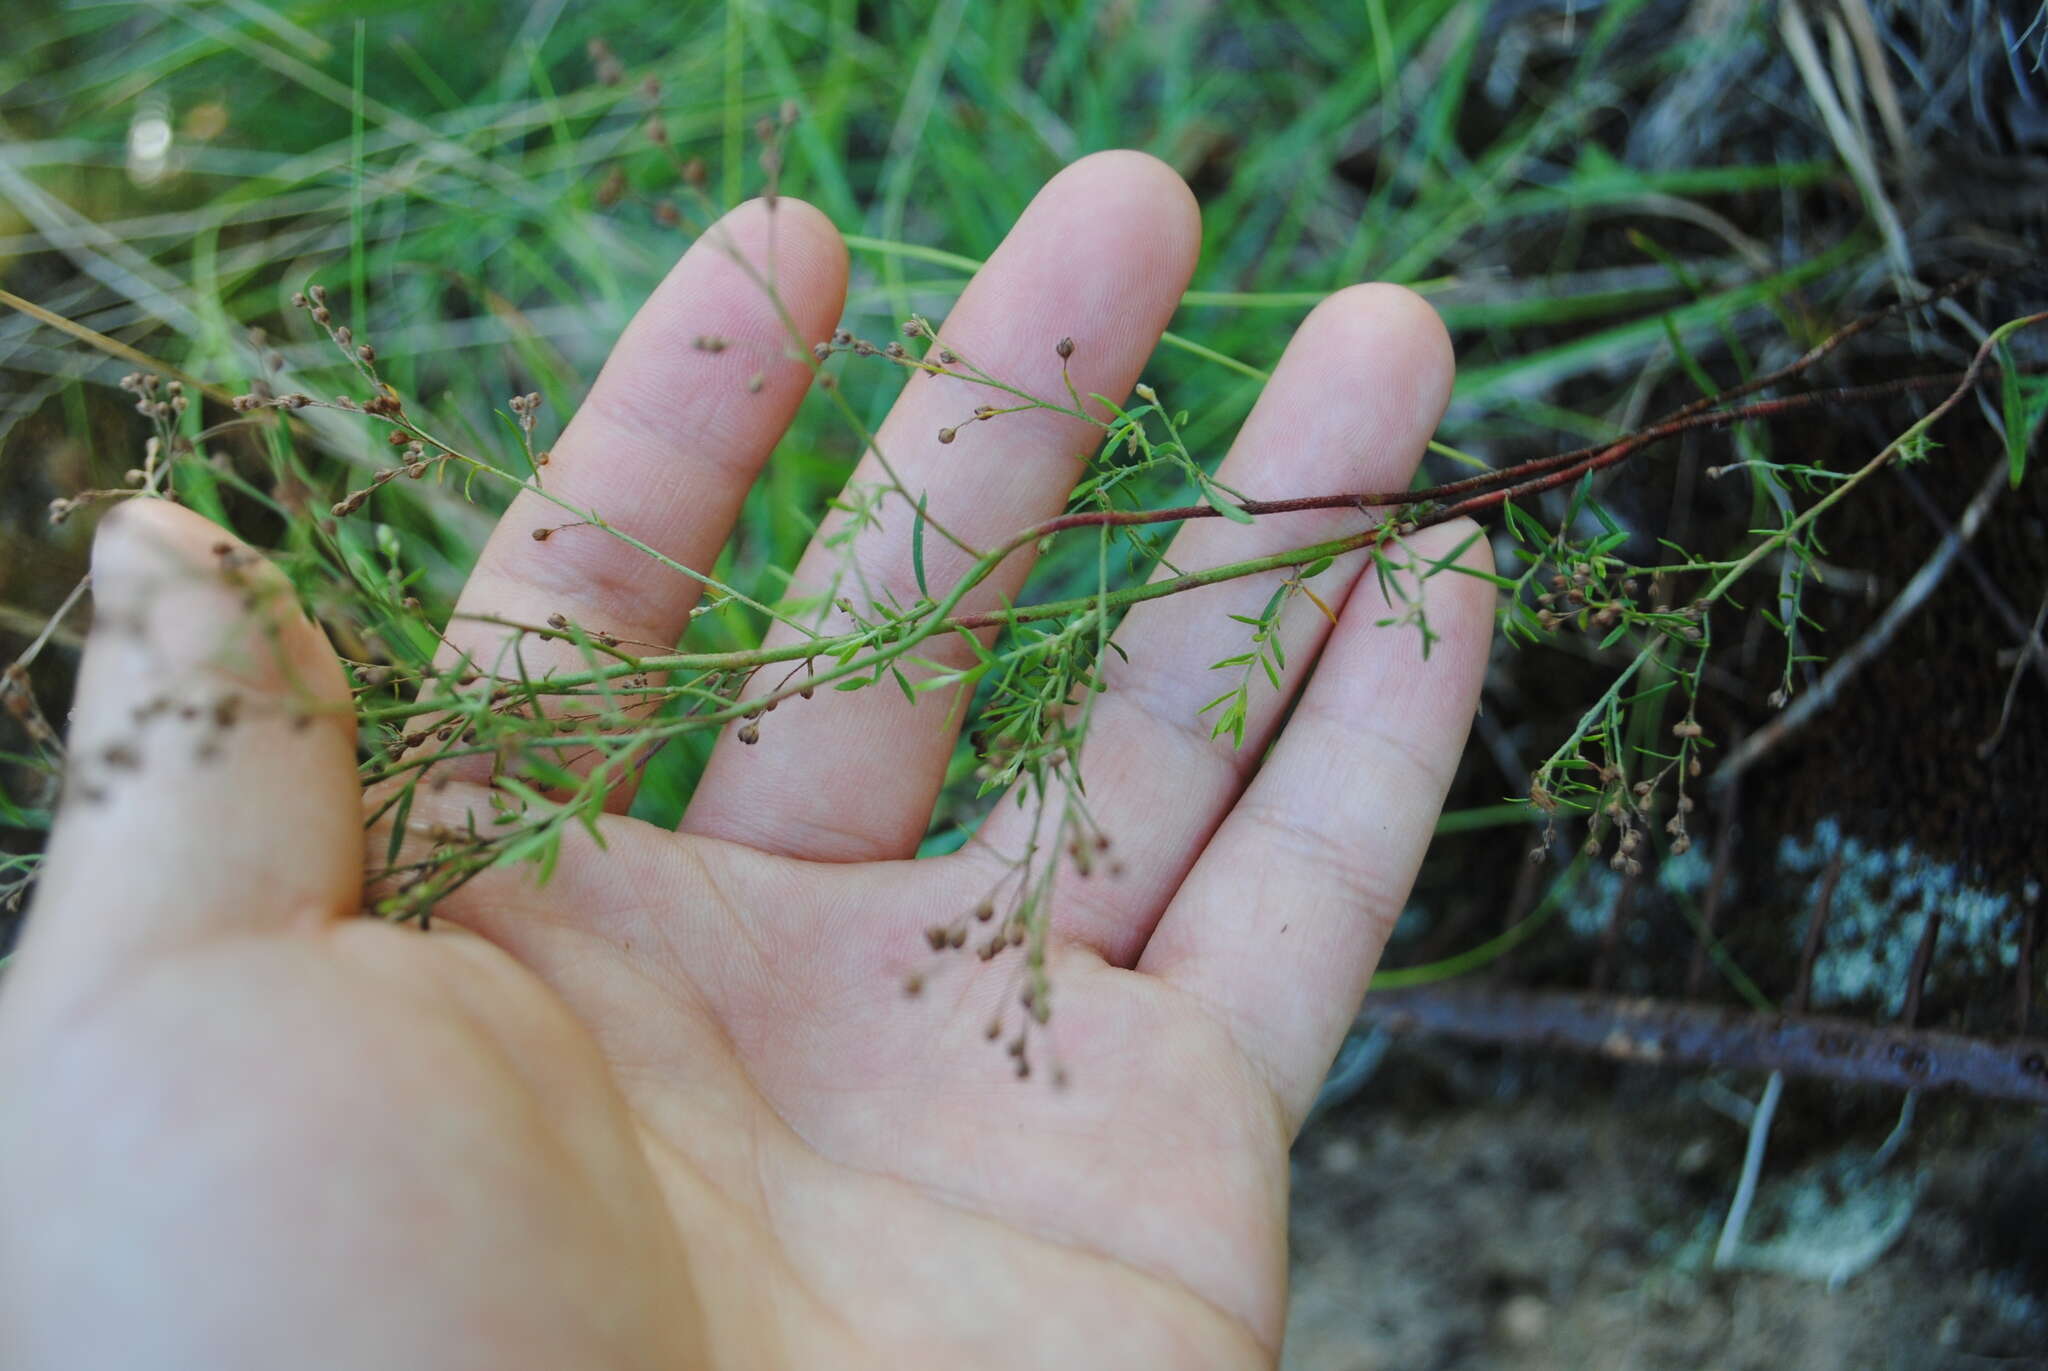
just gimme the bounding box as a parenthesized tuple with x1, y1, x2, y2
(1358, 984, 2048, 1104)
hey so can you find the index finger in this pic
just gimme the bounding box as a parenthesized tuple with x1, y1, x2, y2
(420, 198, 847, 799)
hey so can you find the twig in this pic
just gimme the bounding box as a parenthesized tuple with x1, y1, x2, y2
(1714, 452, 2013, 788)
(1686, 769, 1740, 998)
(1789, 852, 1843, 1015)
(1356, 985, 2048, 1104)
(7, 577, 89, 670)
(1979, 581, 2048, 758)
(1866, 1090, 1916, 1173)
(1894, 466, 2048, 692)
(1901, 907, 1943, 1028)
(1715, 1070, 1783, 1270)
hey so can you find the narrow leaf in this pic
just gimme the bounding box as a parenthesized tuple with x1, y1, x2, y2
(911, 493, 931, 598)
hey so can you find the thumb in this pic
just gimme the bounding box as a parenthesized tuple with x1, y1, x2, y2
(20, 502, 361, 983)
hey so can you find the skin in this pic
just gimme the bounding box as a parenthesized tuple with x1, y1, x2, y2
(0, 152, 1494, 1370)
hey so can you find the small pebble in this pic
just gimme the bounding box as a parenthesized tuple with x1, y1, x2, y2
(1497, 1292, 1550, 1347)
(1318, 1137, 1363, 1176)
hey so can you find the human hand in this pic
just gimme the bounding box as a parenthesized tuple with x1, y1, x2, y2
(0, 151, 1492, 1369)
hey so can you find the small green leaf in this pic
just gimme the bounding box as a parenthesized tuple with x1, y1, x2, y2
(910, 493, 930, 599)
(951, 624, 998, 665)
(1999, 343, 2048, 489)
(385, 785, 414, 865)
(1501, 501, 1547, 545)
(1424, 525, 1487, 575)
(1447, 564, 1518, 589)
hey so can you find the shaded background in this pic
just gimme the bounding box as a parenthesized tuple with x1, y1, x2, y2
(4, 1, 2045, 1365)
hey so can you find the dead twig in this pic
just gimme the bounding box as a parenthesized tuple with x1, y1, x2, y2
(1358, 985, 2048, 1104)
(1788, 851, 1844, 1015)
(1685, 765, 1740, 998)
(1714, 1070, 1784, 1270)
(1979, 580, 2048, 758)
(1894, 465, 2048, 692)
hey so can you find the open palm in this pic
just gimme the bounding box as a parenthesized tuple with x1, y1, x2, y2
(0, 152, 1491, 1369)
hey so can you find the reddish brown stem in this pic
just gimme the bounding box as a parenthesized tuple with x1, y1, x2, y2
(1029, 369, 2003, 546)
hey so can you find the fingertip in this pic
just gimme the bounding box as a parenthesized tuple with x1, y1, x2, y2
(716, 195, 850, 300)
(86, 501, 352, 737)
(1298, 283, 1455, 430)
(1058, 148, 1203, 270)
(90, 498, 227, 590)
(1023, 150, 1203, 286)
(590, 192, 851, 459)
